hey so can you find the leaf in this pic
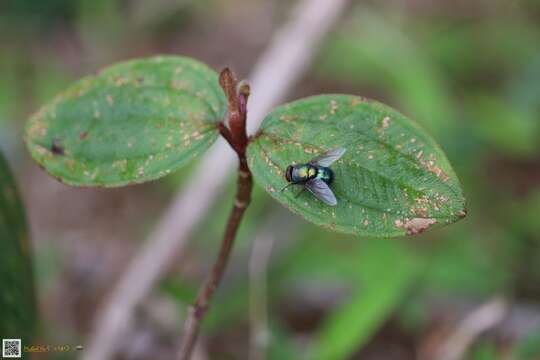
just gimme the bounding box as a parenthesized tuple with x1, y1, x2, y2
(313, 239, 421, 360)
(25, 55, 226, 187)
(0, 152, 37, 344)
(247, 95, 466, 237)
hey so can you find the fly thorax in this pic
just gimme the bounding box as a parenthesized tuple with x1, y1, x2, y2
(292, 165, 307, 182)
(307, 166, 318, 179)
(292, 165, 317, 182)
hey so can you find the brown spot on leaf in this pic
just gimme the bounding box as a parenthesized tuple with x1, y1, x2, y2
(411, 206, 428, 217)
(400, 218, 437, 235)
(115, 76, 127, 86)
(350, 97, 363, 106)
(330, 100, 338, 115)
(428, 165, 449, 182)
(51, 138, 64, 156)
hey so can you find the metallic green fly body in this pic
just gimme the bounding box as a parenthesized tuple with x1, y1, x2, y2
(283, 147, 346, 206)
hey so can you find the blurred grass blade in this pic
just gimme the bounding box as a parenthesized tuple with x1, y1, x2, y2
(466, 94, 539, 158)
(25, 56, 226, 187)
(313, 239, 421, 360)
(247, 95, 466, 236)
(512, 327, 540, 360)
(0, 152, 37, 344)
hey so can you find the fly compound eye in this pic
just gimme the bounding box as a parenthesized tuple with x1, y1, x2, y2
(285, 165, 293, 182)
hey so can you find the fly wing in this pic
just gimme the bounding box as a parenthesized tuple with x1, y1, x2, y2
(310, 147, 346, 167)
(305, 179, 337, 206)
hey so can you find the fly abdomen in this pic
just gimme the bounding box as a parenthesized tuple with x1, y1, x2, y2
(317, 167, 334, 185)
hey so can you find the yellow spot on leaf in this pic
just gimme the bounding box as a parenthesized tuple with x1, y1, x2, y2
(382, 116, 391, 129)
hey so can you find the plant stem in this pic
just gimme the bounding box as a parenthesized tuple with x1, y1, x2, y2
(177, 159, 252, 359)
(177, 69, 252, 360)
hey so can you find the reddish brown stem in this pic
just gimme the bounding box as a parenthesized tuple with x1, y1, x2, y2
(177, 69, 253, 360)
(177, 159, 252, 359)
(217, 122, 235, 148)
(217, 68, 250, 155)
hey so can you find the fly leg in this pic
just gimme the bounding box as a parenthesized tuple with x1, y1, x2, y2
(281, 183, 306, 198)
(280, 182, 295, 192)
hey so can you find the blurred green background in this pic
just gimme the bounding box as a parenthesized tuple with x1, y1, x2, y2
(1, 0, 540, 359)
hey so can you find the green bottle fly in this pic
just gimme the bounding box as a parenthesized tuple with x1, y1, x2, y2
(283, 147, 346, 206)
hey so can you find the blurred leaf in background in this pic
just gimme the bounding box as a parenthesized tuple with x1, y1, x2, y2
(0, 151, 37, 346)
(0, 0, 79, 34)
(315, 9, 454, 137)
(466, 94, 540, 159)
(313, 239, 422, 360)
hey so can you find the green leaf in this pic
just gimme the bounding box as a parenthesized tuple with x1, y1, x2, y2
(0, 152, 37, 344)
(25, 55, 226, 187)
(247, 95, 466, 237)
